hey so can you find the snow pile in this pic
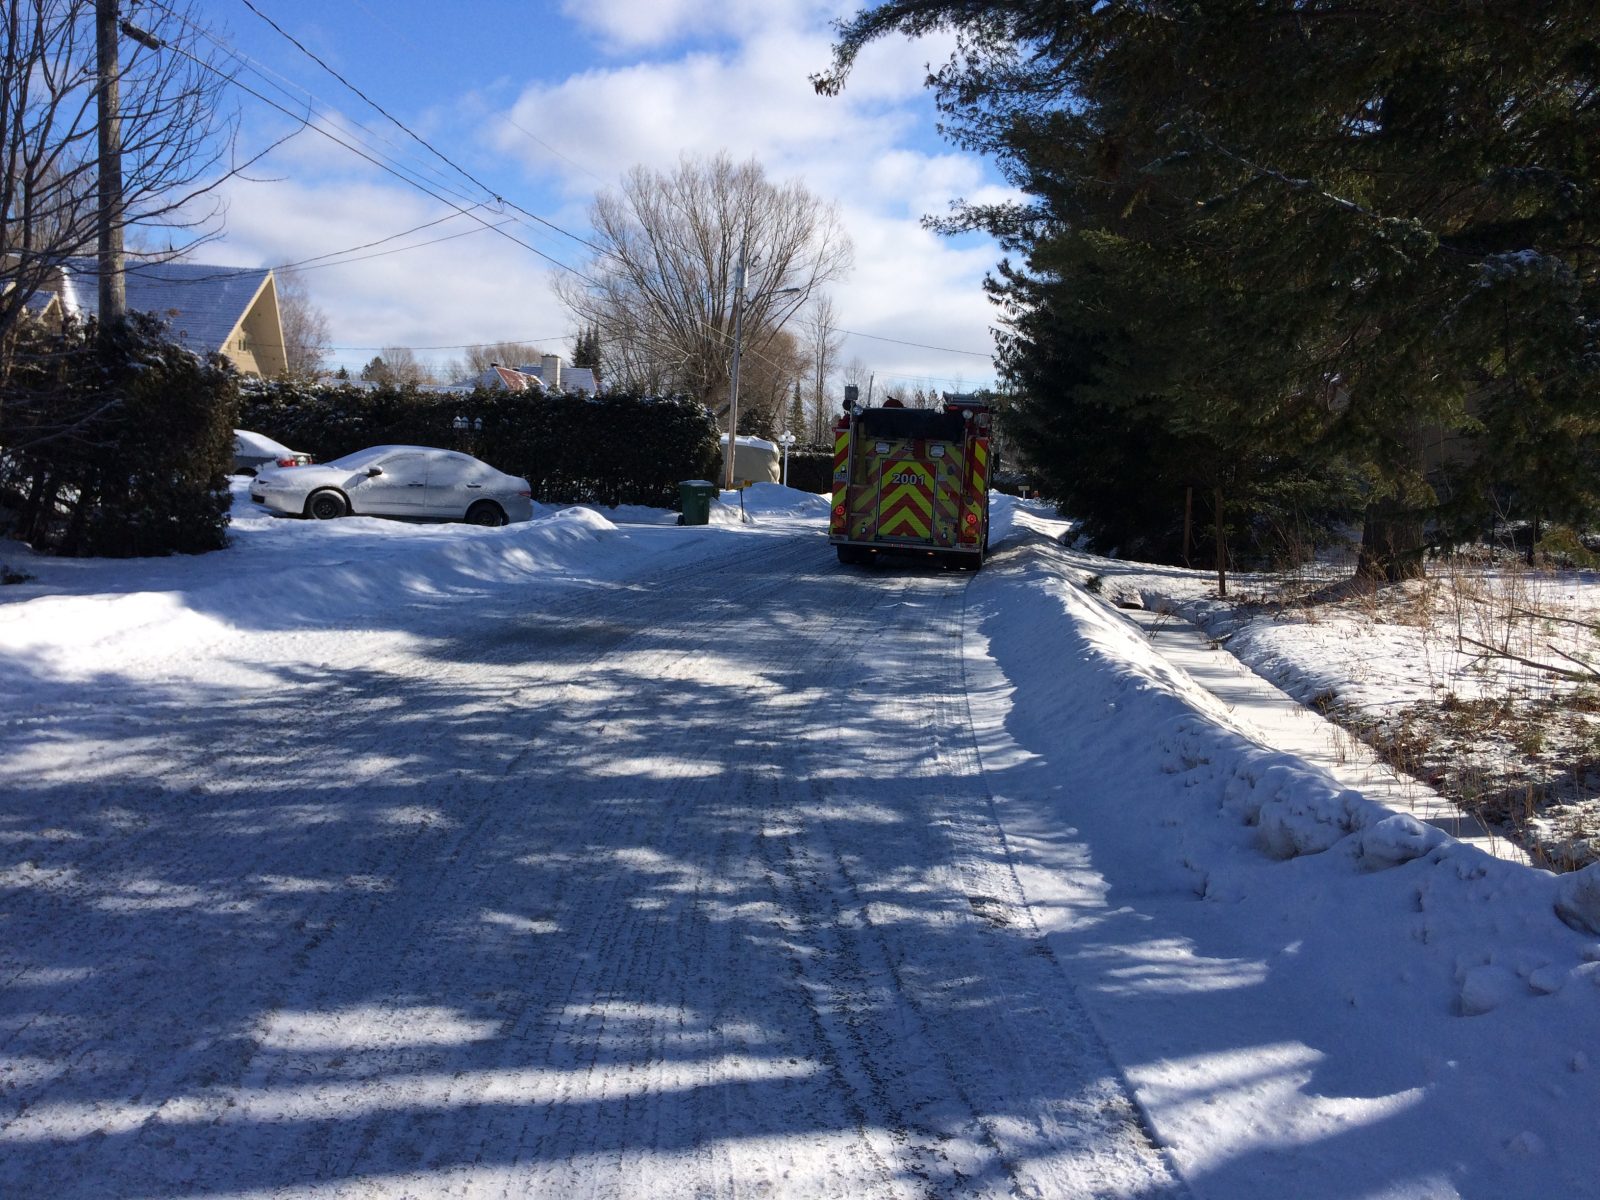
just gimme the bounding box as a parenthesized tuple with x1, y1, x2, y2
(1555, 863, 1600, 935)
(738, 482, 830, 518)
(964, 524, 1600, 1197)
(0, 481, 833, 689)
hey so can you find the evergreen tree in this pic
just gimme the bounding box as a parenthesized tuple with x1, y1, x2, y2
(787, 380, 806, 442)
(572, 325, 602, 370)
(820, 1, 1600, 581)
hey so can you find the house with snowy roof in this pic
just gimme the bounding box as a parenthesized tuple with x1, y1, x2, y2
(14, 258, 288, 378)
(466, 354, 598, 395)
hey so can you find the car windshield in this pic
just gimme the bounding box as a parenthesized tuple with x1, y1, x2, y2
(324, 447, 398, 470)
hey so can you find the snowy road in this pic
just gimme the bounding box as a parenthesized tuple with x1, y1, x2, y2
(0, 520, 1181, 1198)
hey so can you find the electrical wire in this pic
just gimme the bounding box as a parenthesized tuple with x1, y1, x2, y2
(236, 0, 607, 257)
(837, 327, 994, 357)
(142, 0, 487, 209)
(140, 7, 994, 388)
(152, 31, 600, 283)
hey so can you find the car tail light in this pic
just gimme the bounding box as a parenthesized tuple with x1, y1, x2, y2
(518, 489, 532, 498)
(275, 457, 297, 467)
(833, 504, 845, 518)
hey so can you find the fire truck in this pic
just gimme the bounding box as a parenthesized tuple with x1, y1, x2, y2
(829, 394, 991, 569)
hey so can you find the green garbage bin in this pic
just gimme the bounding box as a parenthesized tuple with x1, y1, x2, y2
(678, 479, 717, 526)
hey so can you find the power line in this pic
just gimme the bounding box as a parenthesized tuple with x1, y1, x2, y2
(837, 327, 994, 357)
(153, 32, 599, 283)
(497, 113, 608, 185)
(236, 0, 606, 257)
(145, 10, 988, 390)
(327, 334, 577, 352)
(143, 0, 486, 209)
(124, 209, 500, 286)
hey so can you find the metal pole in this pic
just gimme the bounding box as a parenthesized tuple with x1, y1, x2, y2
(724, 252, 746, 492)
(96, 0, 126, 327)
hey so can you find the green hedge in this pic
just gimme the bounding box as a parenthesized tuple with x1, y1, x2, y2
(783, 450, 835, 495)
(238, 382, 720, 509)
(0, 314, 236, 556)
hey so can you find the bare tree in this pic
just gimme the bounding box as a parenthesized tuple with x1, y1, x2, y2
(556, 151, 851, 407)
(0, 0, 235, 359)
(733, 325, 805, 437)
(275, 270, 329, 379)
(446, 340, 550, 381)
(378, 345, 429, 386)
(802, 293, 845, 443)
(360, 347, 430, 387)
(842, 356, 870, 402)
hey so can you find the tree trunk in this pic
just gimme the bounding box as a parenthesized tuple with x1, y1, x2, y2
(23, 473, 59, 546)
(1182, 485, 1193, 569)
(19, 471, 47, 534)
(1527, 515, 1540, 567)
(1213, 485, 1227, 598)
(1357, 502, 1427, 582)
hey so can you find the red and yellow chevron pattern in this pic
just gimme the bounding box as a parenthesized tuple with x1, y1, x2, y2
(876, 458, 935, 540)
(830, 430, 850, 533)
(960, 438, 990, 542)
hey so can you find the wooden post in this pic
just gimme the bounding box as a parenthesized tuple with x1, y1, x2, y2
(95, 0, 126, 327)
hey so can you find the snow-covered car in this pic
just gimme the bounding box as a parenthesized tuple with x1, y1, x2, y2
(250, 445, 533, 526)
(233, 429, 313, 475)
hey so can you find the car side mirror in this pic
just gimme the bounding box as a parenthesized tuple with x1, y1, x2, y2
(366, 466, 383, 477)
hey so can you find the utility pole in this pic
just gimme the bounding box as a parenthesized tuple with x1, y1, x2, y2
(95, 0, 126, 326)
(723, 248, 747, 492)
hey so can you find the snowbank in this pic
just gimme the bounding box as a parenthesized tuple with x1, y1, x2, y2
(964, 531, 1600, 1198)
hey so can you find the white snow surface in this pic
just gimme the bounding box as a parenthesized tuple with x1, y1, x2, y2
(0, 485, 1596, 1199)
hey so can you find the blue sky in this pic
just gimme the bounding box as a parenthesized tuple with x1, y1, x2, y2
(172, 0, 1012, 388)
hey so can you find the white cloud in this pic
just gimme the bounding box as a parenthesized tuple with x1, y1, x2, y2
(490, 20, 1009, 386)
(561, 0, 838, 54)
(211, 176, 580, 375)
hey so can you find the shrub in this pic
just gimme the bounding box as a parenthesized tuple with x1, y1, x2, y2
(0, 313, 236, 556)
(238, 382, 720, 508)
(782, 450, 835, 495)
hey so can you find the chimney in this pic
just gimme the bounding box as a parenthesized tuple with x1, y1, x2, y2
(540, 353, 561, 389)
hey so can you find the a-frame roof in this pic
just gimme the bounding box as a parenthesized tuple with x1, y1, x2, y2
(52, 258, 274, 357)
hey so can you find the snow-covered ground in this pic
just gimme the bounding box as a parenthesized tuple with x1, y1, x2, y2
(1058, 545, 1600, 868)
(1, 484, 1597, 1198)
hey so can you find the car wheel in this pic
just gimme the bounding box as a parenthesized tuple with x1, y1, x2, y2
(306, 490, 347, 520)
(466, 501, 507, 527)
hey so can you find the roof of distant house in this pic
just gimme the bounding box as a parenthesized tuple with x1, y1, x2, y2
(517, 361, 598, 395)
